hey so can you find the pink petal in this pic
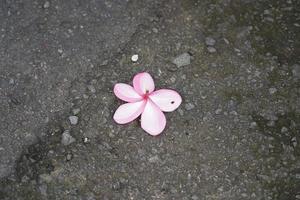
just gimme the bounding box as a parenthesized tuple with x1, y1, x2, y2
(114, 83, 143, 102)
(149, 89, 182, 112)
(141, 100, 166, 136)
(133, 72, 155, 95)
(113, 100, 146, 124)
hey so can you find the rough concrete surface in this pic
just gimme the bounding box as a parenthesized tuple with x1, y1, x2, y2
(0, 0, 299, 199)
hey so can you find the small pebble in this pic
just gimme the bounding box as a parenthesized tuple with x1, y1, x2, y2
(148, 155, 160, 163)
(265, 17, 274, 22)
(207, 46, 216, 53)
(205, 37, 216, 46)
(167, 65, 178, 72)
(131, 54, 138, 62)
(291, 137, 297, 147)
(269, 87, 277, 94)
(48, 150, 54, 154)
(215, 108, 222, 115)
(66, 153, 73, 161)
(241, 193, 248, 197)
(83, 137, 90, 144)
(281, 126, 288, 133)
(178, 108, 184, 116)
(87, 85, 96, 93)
(250, 122, 257, 128)
(191, 195, 199, 200)
(69, 116, 78, 125)
(224, 38, 230, 44)
(172, 53, 191, 67)
(152, 28, 158, 33)
(61, 130, 76, 146)
(108, 132, 115, 138)
(9, 78, 14, 85)
(292, 64, 300, 78)
(72, 108, 80, 115)
(267, 120, 275, 127)
(234, 48, 241, 52)
(112, 182, 122, 190)
(211, 63, 217, 67)
(100, 60, 108, 66)
(230, 111, 238, 115)
(43, 1, 50, 9)
(185, 103, 195, 111)
(39, 174, 52, 183)
(170, 187, 178, 193)
(169, 76, 176, 83)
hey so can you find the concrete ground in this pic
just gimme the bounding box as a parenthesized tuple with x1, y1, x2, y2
(0, 0, 299, 199)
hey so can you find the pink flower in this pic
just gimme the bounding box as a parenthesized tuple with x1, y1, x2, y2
(113, 72, 182, 136)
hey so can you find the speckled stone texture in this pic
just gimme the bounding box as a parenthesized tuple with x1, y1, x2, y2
(0, 0, 299, 199)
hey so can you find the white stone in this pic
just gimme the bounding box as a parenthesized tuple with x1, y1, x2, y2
(131, 54, 138, 62)
(69, 116, 78, 125)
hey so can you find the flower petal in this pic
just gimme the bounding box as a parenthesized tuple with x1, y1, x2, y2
(113, 100, 146, 124)
(149, 89, 182, 112)
(133, 72, 155, 95)
(114, 83, 143, 102)
(141, 100, 166, 136)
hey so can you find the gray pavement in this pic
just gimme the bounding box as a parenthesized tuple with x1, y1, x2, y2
(0, 0, 299, 199)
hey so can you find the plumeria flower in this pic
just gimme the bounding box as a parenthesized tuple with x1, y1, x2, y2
(113, 72, 182, 136)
